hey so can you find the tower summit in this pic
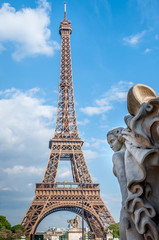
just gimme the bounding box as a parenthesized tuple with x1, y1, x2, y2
(21, 4, 115, 239)
(64, 2, 66, 19)
(55, 2, 78, 139)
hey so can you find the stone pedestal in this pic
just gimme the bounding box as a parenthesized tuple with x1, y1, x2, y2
(67, 228, 82, 240)
(106, 232, 113, 240)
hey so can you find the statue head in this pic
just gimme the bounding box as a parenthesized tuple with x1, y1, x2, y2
(107, 127, 124, 152)
(75, 215, 80, 221)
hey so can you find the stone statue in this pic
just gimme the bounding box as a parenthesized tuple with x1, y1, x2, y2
(67, 215, 80, 228)
(52, 228, 57, 234)
(107, 84, 159, 240)
(74, 215, 80, 228)
(106, 228, 113, 240)
(107, 127, 143, 240)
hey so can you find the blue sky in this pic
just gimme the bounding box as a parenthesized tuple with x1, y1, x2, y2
(0, 0, 159, 231)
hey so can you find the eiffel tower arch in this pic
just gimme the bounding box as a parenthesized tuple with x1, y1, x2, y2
(21, 3, 115, 239)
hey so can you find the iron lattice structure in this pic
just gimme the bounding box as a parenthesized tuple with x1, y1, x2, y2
(21, 5, 115, 239)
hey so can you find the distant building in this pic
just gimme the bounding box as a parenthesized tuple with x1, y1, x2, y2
(43, 228, 68, 240)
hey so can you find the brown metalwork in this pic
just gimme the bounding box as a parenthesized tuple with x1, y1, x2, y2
(21, 4, 115, 239)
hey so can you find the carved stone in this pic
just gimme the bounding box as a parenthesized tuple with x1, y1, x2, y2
(106, 228, 113, 240)
(67, 227, 82, 240)
(67, 216, 82, 240)
(67, 215, 80, 229)
(107, 84, 159, 240)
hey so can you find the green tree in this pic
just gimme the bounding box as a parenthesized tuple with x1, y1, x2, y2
(11, 225, 25, 239)
(12, 229, 25, 239)
(85, 231, 93, 239)
(106, 222, 120, 238)
(0, 217, 11, 231)
(0, 217, 25, 240)
(0, 229, 12, 240)
(11, 224, 25, 233)
(60, 233, 68, 239)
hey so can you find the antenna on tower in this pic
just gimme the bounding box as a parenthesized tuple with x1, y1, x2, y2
(64, 2, 67, 19)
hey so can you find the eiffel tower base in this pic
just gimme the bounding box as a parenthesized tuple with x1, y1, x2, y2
(21, 183, 114, 239)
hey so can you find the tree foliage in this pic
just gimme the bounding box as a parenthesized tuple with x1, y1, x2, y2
(0, 216, 25, 240)
(85, 231, 94, 239)
(0, 229, 12, 240)
(106, 222, 120, 238)
(60, 233, 68, 239)
(11, 224, 25, 233)
(0, 217, 11, 231)
(12, 229, 24, 239)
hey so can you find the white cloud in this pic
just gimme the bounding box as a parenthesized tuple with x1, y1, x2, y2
(0, 88, 56, 166)
(0, 43, 5, 52)
(84, 138, 106, 150)
(0, 187, 11, 191)
(101, 193, 121, 204)
(144, 48, 151, 53)
(0, 0, 60, 60)
(83, 149, 98, 160)
(96, 81, 132, 104)
(155, 34, 159, 40)
(56, 167, 72, 180)
(80, 81, 133, 116)
(136, 0, 159, 27)
(28, 183, 33, 187)
(90, 138, 106, 149)
(17, 197, 34, 201)
(123, 30, 146, 46)
(92, 175, 98, 182)
(80, 106, 112, 116)
(0, 87, 58, 196)
(3, 165, 44, 176)
(77, 119, 90, 125)
(101, 193, 121, 221)
(84, 142, 90, 147)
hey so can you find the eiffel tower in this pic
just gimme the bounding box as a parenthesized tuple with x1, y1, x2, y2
(21, 3, 115, 239)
